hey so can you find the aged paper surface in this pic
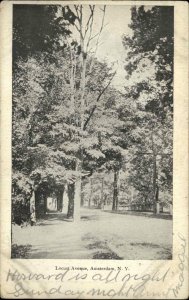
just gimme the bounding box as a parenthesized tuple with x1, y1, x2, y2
(0, 0, 188, 299)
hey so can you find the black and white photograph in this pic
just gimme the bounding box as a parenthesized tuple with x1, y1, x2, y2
(11, 3, 174, 260)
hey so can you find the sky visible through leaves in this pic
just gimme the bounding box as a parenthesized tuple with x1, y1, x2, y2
(63, 5, 133, 91)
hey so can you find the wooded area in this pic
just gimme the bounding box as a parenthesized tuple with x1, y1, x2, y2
(12, 5, 173, 225)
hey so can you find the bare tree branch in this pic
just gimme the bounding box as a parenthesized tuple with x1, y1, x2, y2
(94, 5, 106, 53)
(83, 71, 116, 130)
(85, 7, 95, 52)
(73, 5, 80, 19)
(84, 5, 95, 39)
(89, 22, 108, 43)
(89, 5, 106, 72)
(80, 5, 83, 19)
(74, 22, 80, 34)
(88, 32, 99, 42)
(73, 5, 84, 40)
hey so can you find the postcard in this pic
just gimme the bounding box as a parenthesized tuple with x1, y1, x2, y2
(0, 0, 188, 298)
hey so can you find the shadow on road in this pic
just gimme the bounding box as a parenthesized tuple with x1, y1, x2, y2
(37, 211, 101, 226)
(37, 213, 70, 225)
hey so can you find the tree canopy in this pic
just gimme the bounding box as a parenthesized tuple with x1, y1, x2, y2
(122, 6, 173, 210)
(12, 4, 173, 223)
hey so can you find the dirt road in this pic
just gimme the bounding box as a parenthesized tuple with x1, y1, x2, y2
(12, 208, 172, 259)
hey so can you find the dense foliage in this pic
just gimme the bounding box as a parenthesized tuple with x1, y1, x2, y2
(12, 5, 173, 223)
(122, 6, 173, 210)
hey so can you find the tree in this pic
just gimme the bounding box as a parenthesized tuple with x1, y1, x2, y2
(123, 6, 173, 118)
(13, 4, 118, 223)
(56, 5, 116, 221)
(122, 6, 173, 213)
(13, 5, 80, 223)
(13, 5, 72, 62)
(12, 53, 73, 223)
(86, 86, 129, 211)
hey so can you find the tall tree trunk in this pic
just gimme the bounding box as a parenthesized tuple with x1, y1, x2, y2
(57, 188, 64, 212)
(89, 178, 93, 207)
(67, 184, 75, 219)
(71, 14, 86, 220)
(80, 57, 87, 129)
(151, 132, 159, 214)
(79, 8, 87, 130)
(30, 189, 36, 223)
(101, 178, 104, 209)
(152, 152, 160, 214)
(67, 163, 82, 221)
(66, 6, 107, 220)
(155, 184, 160, 213)
(112, 169, 119, 211)
(152, 153, 157, 213)
(73, 159, 82, 221)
